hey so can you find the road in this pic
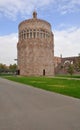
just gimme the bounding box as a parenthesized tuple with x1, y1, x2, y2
(0, 77, 80, 130)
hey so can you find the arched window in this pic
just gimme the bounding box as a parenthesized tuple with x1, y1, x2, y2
(43, 31, 45, 38)
(27, 30, 29, 38)
(22, 31, 24, 39)
(30, 29, 32, 38)
(24, 30, 26, 39)
(37, 30, 39, 38)
(33, 29, 36, 38)
(40, 30, 42, 38)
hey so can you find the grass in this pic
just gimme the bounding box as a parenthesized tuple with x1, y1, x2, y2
(0, 73, 13, 76)
(2, 76, 80, 99)
(56, 74, 80, 79)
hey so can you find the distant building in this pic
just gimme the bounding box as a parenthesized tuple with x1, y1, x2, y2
(17, 11, 54, 76)
(54, 56, 80, 75)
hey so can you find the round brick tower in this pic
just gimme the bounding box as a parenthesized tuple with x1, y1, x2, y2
(17, 11, 54, 76)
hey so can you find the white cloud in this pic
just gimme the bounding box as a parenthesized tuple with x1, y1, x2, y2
(54, 27, 80, 57)
(0, 33, 18, 65)
(0, 0, 54, 20)
(56, 0, 80, 14)
(0, 0, 80, 19)
(0, 27, 80, 65)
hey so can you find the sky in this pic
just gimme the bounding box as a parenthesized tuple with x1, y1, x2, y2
(0, 0, 80, 65)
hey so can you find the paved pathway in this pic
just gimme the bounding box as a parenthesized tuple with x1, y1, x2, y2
(0, 78, 80, 130)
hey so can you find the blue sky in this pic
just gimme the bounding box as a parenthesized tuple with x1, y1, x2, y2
(0, 0, 80, 65)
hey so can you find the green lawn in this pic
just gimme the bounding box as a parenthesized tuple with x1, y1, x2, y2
(56, 74, 80, 79)
(3, 76, 80, 99)
(0, 73, 14, 77)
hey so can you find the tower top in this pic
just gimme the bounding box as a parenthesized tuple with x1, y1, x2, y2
(33, 11, 37, 19)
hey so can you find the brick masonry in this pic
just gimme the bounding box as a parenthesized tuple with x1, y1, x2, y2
(17, 11, 54, 76)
